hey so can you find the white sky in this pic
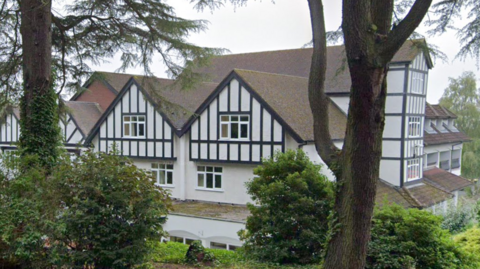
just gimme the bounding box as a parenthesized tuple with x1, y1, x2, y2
(97, 0, 479, 104)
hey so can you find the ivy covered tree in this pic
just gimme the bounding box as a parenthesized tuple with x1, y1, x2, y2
(0, 0, 222, 167)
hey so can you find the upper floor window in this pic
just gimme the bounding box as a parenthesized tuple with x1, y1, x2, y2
(220, 115, 249, 139)
(197, 166, 222, 190)
(151, 163, 174, 186)
(123, 115, 145, 138)
(408, 117, 421, 137)
(407, 158, 421, 181)
(411, 72, 424, 94)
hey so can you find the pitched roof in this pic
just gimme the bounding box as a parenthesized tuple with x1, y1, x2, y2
(423, 124, 470, 146)
(196, 39, 430, 94)
(376, 180, 418, 208)
(234, 69, 346, 141)
(403, 181, 453, 208)
(425, 103, 457, 119)
(130, 76, 218, 129)
(63, 101, 104, 137)
(423, 167, 473, 192)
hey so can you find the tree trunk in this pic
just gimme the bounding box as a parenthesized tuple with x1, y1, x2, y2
(322, 67, 387, 269)
(19, 0, 60, 168)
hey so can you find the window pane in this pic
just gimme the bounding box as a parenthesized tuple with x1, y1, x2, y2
(231, 116, 238, 121)
(229, 245, 239, 251)
(159, 171, 166, 185)
(124, 124, 130, 136)
(214, 167, 222, 173)
(152, 170, 158, 183)
(198, 174, 205, 187)
(151, 163, 158, 169)
(132, 123, 138, 136)
(221, 123, 229, 138)
(210, 242, 227, 249)
(221, 115, 229, 122)
(240, 124, 248, 138)
(215, 175, 222, 188)
(206, 174, 213, 188)
(231, 123, 239, 138)
(138, 116, 145, 122)
(132, 116, 137, 121)
(197, 166, 205, 171)
(138, 123, 145, 136)
(167, 172, 173, 184)
(167, 164, 174, 170)
(185, 239, 195, 245)
(240, 116, 248, 122)
(206, 166, 213, 172)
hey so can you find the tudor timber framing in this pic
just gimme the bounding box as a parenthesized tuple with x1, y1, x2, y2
(86, 78, 176, 160)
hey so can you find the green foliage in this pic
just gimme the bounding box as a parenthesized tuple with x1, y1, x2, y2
(0, 150, 171, 268)
(461, 138, 480, 180)
(0, 154, 61, 268)
(439, 71, 480, 138)
(367, 203, 478, 269)
(240, 150, 334, 265)
(454, 226, 480, 257)
(50, 150, 171, 268)
(441, 204, 474, 234)
(19, 83, 62, 170)
(184, 240, 215, 265)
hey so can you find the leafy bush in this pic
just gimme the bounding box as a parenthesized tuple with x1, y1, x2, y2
(0, 154, 60, 268)
(51, 150, 171, 268)
(367, 203, 479, 269)
(454, 226, 480, 256)
(240, 150, 334, 265)
(441, 203, 474, 234)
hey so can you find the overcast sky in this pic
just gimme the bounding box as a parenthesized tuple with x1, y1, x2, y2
(97, 1, 478, 104)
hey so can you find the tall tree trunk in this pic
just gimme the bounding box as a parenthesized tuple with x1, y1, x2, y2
(306, 0, 433, 268)
(19, 0, 60, 168)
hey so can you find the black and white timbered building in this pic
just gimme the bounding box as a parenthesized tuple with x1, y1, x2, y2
(0, 39, 473, 250)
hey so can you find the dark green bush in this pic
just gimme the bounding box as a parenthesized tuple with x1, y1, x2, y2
(367, 203, 479, 269)
(240, 150, 334, 265)
(51, 150, 171, 268)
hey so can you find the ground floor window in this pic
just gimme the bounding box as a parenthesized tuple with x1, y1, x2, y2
(151, 163, 174, 186)
(210, 242, 240, 251)
(170, 236, 195, 245)
(197, 166, 222, 190)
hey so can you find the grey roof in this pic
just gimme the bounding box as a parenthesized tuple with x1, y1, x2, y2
(64, 101, 104, 136)
(235, 69, 346, 141)
(196, 39, 431, 94)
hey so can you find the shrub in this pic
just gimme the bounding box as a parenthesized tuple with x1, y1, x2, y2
(240, 150, 334, 264)
(367, 203, 478, 269)
(454, 226, 480, 256)
(51, 150, 171, 268)
(441, 203, 474, 234)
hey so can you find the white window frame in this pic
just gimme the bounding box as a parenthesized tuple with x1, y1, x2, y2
(151, 163, 174, 186)
(220, 115, 249, 140)
(197, 166, 223, 190)
(408, 116, 422, 137)
(123, 115, 146, 138)
(407, 158, 421, 181)
(411, 72, 424, 94)
(210, 241, 240, 251)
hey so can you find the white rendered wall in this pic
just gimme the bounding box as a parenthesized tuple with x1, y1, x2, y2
(163, 215, 244, 248)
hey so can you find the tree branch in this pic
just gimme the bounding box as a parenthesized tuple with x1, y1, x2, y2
(307, 0, 340, 168)
(380, 0, 433, 61)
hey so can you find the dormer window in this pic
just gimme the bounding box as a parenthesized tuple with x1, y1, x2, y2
(220, 115, 249, 139)
(123, 115, 145, 138)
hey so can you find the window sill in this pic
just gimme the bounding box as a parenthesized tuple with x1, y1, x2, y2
(195, 188, 224, 193)
(156, 184, 175, 189)
(122, 136, 146, 139)
(218, 138, 250, 141)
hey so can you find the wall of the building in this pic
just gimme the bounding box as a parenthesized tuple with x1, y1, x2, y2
(76, 80, 116, 111)
(60, 113, 84, 145)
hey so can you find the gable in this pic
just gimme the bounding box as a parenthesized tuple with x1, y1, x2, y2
(87, 79, 176, 159)
(190, 73, 290, 163)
